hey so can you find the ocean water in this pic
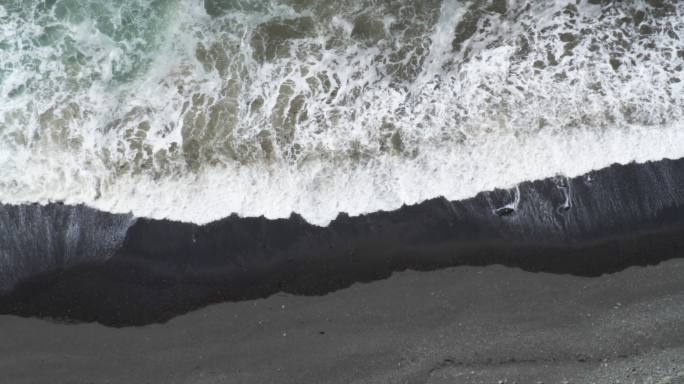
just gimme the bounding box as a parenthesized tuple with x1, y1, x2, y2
(0, 0, 682, 226)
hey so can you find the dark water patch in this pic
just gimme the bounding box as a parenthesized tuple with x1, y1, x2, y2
(0, 205, 134, 293)
(251, 16, 315, 63)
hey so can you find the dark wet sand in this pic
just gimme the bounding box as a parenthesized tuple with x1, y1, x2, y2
(2, 159, 684, 382)
(3, 257, 684, 384)
(4, 158, 684, 327)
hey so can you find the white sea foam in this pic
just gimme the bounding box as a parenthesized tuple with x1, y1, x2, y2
(1, 0, 683, 226)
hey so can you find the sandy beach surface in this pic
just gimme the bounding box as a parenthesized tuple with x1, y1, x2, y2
(3, 257, 684, 384)
(3, 160, 684, 383)
(3, 1, 684, 382)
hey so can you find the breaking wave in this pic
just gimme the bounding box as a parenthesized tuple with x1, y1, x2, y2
(1, 0, 683, 225)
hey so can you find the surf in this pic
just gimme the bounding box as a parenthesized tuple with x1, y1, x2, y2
(0, 0, 682, 226)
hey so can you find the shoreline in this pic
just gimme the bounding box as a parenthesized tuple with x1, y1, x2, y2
(1, 157, 684, 326)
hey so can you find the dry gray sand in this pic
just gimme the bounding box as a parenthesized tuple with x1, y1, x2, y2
(3, 258, 684, 384)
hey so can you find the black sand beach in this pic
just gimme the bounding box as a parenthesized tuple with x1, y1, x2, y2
(3, 158, 684, 325)
(2, 1, 684, 382)
(3, 259, 684, 383)
(1, 158, 684, 382)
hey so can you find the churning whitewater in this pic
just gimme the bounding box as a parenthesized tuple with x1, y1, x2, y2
(0, 0, 683, 225)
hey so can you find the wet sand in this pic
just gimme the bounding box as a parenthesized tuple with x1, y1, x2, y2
(2, 158, 684, 382)
(3, 257, 684, 384)
(3, 159, 684, 327)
